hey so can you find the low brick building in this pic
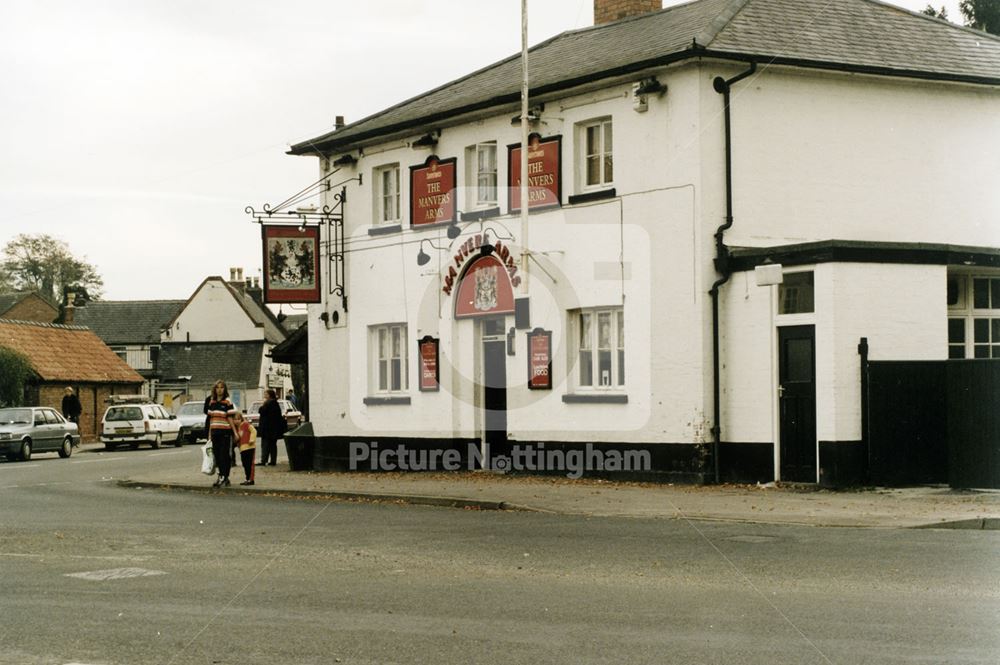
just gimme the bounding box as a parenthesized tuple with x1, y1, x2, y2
(0, 319, 144, 441)
(0, 292, 58, 323)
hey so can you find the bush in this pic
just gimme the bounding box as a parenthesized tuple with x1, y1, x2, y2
(0, 346, 33, 407)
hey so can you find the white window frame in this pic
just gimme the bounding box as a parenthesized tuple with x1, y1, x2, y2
(948, 273, 1000, 359)
(578, 117, 613, 190)
(572, 307, 625, 390)
(370, 323, 408, 394)
(373, 164, 401, 226)
(465, 142, 498, 209)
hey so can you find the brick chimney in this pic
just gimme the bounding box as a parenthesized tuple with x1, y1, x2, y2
(63, 291, 75, 325)
(594, 0, 661, 24)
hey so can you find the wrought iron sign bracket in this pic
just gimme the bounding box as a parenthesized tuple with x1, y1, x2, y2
(246, 176, 360, 313)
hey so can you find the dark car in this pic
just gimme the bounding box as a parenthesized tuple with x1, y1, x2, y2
(0, 407, 80, 461)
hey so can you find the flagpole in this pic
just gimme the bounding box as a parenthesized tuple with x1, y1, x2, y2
(520, 0, 529, 294)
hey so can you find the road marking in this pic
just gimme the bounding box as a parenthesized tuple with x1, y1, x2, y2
(65, 567, 167, 581)
(149, 450, 189, 457)
(0, 464, 40, 470)
(71, 457, 126, 464)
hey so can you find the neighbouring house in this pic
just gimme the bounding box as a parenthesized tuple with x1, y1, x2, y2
(0, 319, 145, 441)
(283, 0, 1000, 486)
(0, 292, 58, 323)
(68, 298, 185, 398)
(155, 269, 293, 410)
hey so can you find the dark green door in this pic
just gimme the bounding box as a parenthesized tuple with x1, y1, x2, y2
(779, 325, 817, 482)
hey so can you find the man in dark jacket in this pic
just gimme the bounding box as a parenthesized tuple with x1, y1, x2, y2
(62, 387, 82, 425)
(257, 389, 285, 466)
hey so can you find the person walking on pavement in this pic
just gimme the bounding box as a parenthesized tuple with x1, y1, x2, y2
(206, 380, 237, 488)
(286, 389, 297, 409)
(232, 411, 257, 485)
(61, 387, 82, 425)
(257, 388, 284, 466)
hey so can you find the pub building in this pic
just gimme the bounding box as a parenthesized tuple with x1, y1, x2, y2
(277, 0, 1000, 486)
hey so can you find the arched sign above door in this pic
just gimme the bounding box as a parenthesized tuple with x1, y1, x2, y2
(453, 253, 515, 319)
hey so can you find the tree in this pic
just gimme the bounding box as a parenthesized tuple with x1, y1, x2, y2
(960, 0, 1000, 34)
(0, 234, 103, 304)
(0, 346, 33, 407)
(922, 4, 949, 19)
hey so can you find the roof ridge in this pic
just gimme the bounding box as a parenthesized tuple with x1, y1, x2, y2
(0, 318, 90, 331)
(82, 299, 186, 305)
(291, 0, 702, 154)
(695, 0, 752, 48)
(862, 0, 1000, 44)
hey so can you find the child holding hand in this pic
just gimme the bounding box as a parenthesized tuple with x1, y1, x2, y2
(232, 412, 257, 486)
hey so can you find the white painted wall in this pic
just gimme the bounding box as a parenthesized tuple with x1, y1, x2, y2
(167, 279, 263, 343)
(304, 58, 996, 454)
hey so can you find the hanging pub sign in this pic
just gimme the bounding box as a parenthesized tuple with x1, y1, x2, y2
(418, 335, 440, 392)
(453, 253, 516, 319)
(410, 155, 457, 227)
(507, 133, 561, 213)
(261, 225, 321, 303)
(527, 328, 552, 390)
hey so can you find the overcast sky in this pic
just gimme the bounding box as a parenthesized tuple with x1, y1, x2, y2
(0, 0, 962, 302)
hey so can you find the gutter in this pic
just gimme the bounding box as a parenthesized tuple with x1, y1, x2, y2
(708, 61, 756, 484)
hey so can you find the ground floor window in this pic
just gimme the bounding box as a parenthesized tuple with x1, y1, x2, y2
(948, 274, 1000, 359)
(370, 324, 408, 392)
(574, 308, 624, 389)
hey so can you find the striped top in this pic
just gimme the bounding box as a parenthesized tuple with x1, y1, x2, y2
(206, 399, 236, 431)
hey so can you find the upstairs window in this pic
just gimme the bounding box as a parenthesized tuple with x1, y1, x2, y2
(374, 164, 400, 225)
(469, 142, 498, 208)
(581, 118, 613, 189)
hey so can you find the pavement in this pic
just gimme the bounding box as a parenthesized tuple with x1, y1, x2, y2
(98, 442, 1000, 530)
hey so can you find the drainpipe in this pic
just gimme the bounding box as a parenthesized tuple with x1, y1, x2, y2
(708, 61, 756, 484)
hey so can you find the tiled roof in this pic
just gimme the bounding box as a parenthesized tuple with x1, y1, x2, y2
(157, 341, 265, 388)
(291, 0, 1000, 155)
(71, 300, 184, 345)
(232, 288, 287, 344)
(0, 319, 144, 384)
(0, 292, 31, 315)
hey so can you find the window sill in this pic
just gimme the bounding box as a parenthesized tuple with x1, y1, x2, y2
(561, 393, 628, 404)
(568, 188, 616, 205)
(368, 224, 402, 236)
(460, 206, 501, 222)
(362, 395, 411, 406)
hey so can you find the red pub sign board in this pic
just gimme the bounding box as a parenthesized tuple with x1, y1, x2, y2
(507, 133, 561, 212)
(453, 254, 515, 319)
(527, 328, 552, 390)
(418, 336, 439, 392)
(261, 225, 321, 304)
(410, 156, 457, 226)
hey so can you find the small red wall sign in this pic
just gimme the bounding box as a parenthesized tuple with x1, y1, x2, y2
(261, 225, 321, 304)
(410, 156, 457, 226)
(418, 336, 439, 392)
(507, 133, 561, 212)
(527, 328, 552, 390)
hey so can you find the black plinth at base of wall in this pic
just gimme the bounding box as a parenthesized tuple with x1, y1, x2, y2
(716, 442, 775, 484)
(311, 436, 710, 484)
(818, 441, 868, 488)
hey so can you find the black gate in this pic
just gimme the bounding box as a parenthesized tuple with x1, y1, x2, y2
(863, 344, 1000, 489)
(866, 360, 948, 486)
(947, 360, 1000, 489)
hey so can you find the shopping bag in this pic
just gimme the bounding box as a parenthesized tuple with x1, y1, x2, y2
(201, 442, 216, 475)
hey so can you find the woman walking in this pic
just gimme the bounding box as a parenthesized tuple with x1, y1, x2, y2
(206, 380, 237, 488)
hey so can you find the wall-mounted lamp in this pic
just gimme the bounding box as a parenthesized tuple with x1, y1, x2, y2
(416, 238, 448, 266)
(332, 153, 357, 167)
(510, 104, 544, 126)
(632, 77, 666, 113)
(411, 131, 439, 148)
(446, 222, 462, 240)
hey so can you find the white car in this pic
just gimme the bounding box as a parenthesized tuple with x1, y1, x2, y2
(100, 402, 182, 450)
